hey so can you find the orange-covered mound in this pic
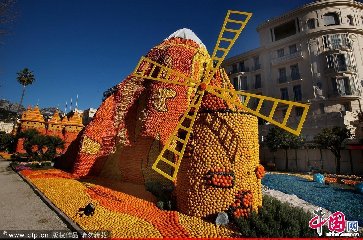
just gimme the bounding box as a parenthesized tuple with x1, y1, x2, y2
(21, 168, 235, 238)
(63, 37, 211, 186)
(57, 30, 263, 218)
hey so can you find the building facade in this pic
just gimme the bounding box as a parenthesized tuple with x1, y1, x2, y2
(223, 0, 363, 141)
(82, 108, 97, 125)
(0, 122, 14, 134)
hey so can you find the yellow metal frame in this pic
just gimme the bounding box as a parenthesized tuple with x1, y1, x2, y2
(132, 10, 310, 182)
(133, 56, 198, 88)
(151, 89, 205, 181)
(206, 86, 310, 136)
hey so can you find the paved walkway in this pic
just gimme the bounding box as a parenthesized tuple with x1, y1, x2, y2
(0, 158, 70, 231)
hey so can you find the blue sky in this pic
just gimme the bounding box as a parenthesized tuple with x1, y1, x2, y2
(0, 0, 312, 110)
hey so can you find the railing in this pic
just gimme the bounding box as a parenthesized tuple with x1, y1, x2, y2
(271, 50, 303, 66)
(278, 76, 287, 83)
(229, 67, 250, 75)
(251, 64, 261, 71)
(291, 73, 301, 81)
(325, 65, 357, 74)
(278, 75, 302, 84)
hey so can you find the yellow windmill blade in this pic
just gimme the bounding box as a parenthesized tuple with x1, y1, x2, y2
(206, 85, 310, 136)
(152, 88, 205, 181)
(132, 56, 199, 88)
(145, 10, 253, 182)
(205, 10, 252, 83)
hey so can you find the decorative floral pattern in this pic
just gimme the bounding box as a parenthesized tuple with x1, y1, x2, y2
(152, 88, 176, 112)
(80, 136, 101, 155)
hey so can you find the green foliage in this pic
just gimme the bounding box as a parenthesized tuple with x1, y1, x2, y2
(0, 131, 15, 152)
(234, 195, 325, 237)
(313, 126, 351, 152)
(18, 129, 64, 161)
(16, 68, 35, 116)
(16, 68, 35, 86)
(18, 128, 40, 140)
(43, 135, 64, 160)
(0, 109, 17, 122)
(313, 126, 352, 174)
(265, 127, 304, 152)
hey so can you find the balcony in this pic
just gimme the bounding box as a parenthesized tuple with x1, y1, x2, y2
(325, 64, 357, 74)
(277, 75, 302, 84)
(325, 41, 352, 52)
(251, 64, 261, 71)
(271, 50, 303, 66)
(278, 76, 287, 83)
(228, 67, 250, 76)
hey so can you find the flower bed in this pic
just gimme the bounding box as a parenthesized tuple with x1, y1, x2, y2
(0, 152, 12, 160)
(262, 173, 363, 226)
(21, 169, 235, 238)
(11, 161, 52, 172)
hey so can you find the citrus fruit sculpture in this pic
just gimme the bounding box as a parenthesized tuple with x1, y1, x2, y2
(58, 10, 309, 218)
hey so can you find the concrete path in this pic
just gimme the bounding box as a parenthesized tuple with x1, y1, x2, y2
(0, 158, 71, 231)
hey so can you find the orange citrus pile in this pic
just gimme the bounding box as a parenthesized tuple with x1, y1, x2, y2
(21, 169, 235, 238)
(52, 34, 264, 223)
(230, 190, 253, 218)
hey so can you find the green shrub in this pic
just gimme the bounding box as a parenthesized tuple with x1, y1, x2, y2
(234, 195, 327, 237)
(0, 131, 15, 152)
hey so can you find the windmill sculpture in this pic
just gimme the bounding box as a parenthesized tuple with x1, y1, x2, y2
(132, 10, 310, 182)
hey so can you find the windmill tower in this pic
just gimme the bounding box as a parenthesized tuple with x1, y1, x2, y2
(67, 10, 309, 218)
(131, 10, 309, 217)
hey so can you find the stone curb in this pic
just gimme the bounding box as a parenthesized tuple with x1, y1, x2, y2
(14, 167, 85, 237)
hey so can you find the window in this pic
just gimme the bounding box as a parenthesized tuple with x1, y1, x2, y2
(307, 19, 316, 29)
(324, 12, 340, 26)
(280, 88, 289, 100)
(239, 61, 245, 72)
(332, 78, 338, 94)
(289, 44, 297, 54)
(274, 20, 297, 41)
(253, 56, 260, 70)
(336, 54, 347, 72)
(233, 77, 238, 90)
(343, 102, 352, 111)
(255, 74, 261, 89)
(232, 64, 238, 74)
(290, 64, 300, 80)
(278, 68, 287, 83)
(293, 85, 302, 101)
(326, 55, 334, 69)
(241, 76, 248, 90)
(331, 34, 341, 49)
(347, 15, 354, 25)
(277, 48, 284, 58)
(296, 107, 304, 116)
(342, 78, 351, 95)
(332, 77, 352, 95)
(323, 35, 330, 49)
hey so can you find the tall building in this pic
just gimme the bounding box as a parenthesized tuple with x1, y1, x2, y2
(82, 108, 97, 125)
(223, 0, 363, 141)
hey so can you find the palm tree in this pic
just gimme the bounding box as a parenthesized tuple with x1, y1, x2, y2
(16, 68, 35, 115)
(44, 135, 65, 160)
